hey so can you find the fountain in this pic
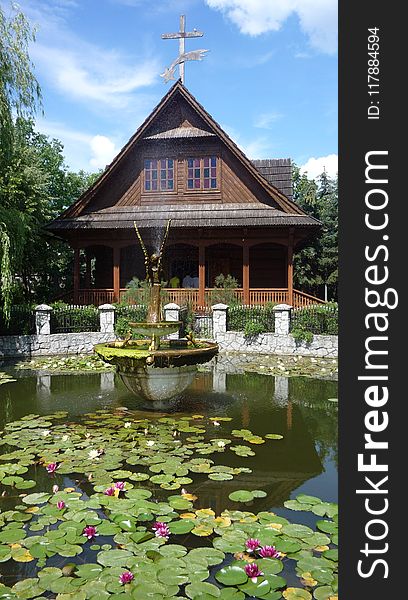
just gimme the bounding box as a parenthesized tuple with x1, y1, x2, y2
(94, 220, 218, 401)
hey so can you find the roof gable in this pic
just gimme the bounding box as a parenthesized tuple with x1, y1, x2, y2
(59, 81, 304, 219)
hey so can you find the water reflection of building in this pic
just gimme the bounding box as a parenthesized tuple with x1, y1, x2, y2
(185, 365, 324, 511)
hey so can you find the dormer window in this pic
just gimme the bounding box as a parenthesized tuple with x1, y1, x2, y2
(187, 156, 217, 190)
(144, 159, 174, 192)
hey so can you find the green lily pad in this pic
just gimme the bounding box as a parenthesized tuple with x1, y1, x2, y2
(264, 434, 284, 440)
(316, 521, 338, 534)
(238, 577, 271, 598)
(313, 585, 337, 599)
(185, 582, 221, 598)
(22, 493, 51, 505)
(281, 524, 314, 539)
(215, 565, 248, 585)
(228, 490, 255, 503)
(168, 520, 195, 534)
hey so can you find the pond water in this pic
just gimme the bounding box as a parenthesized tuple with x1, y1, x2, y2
(0, 358, 338, 598)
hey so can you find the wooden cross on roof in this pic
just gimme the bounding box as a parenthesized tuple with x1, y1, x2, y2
(161, 15, 208, 84)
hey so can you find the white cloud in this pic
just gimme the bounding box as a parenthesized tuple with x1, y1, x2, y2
(300, 154, 338, 179)
(89, 135, 118, 169)
(205, 0, 337, 54)
(15, 0, 159, 111)
(36, 119, 120, 171)
(254, 111, 283, 129)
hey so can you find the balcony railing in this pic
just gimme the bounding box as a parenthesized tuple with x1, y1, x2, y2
(63, 288, 325, 309)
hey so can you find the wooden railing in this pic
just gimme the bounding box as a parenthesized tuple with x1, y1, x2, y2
(63, 287, 325, 309)
(292, 289, 326, 308)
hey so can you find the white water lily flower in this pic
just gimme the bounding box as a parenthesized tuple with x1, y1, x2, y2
(124, 422, 132, 428)
(212, 421, 220, 427)
(41, 430, 51, 437)
(88, 449, 100, 460)
(146, 440, 155, 447)
(217, 441, 226, 448)
(144, 428, 148, 435)
(62, 434, 69, 442)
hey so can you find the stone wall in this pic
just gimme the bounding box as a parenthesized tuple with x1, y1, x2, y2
(214, 331, 337, 357)
(0, 333, 116, 358)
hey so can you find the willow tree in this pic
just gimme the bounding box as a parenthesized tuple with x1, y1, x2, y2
(0, 3, 42, 319)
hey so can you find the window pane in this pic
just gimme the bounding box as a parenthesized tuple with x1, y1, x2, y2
(168, 170, 173, 179)
(203, 157, 210, 167)
(188, 169, 193, 178)
(168, 159, 173, 168)
(146, 171, 150, 180)
(145, 159, 151, 169)
(168, 180, 173, 189)
(204, 179, 210, 189)
(145, 181, 151, 190)
(194, 179, 200, 188)
(211, 168, 216, 177)
(161, 170, 166, 179)
(211, 157, 216, 167)
(204, 168, 210, 177)
(151, 160, 157, 169)
(211, 179, 217, 188)
(152, 171, 157, 179)
(152, 180, 157, 191)
(194, 159, 200, 167)
(188, 180, 193, 189)
(188, 159, 193, 168)
(161, 159, 166, 168)
(194, 168, 200, 178)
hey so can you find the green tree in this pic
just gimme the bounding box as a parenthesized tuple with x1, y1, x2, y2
(0, 3, 41, 318)
(293, 165, 338, 300)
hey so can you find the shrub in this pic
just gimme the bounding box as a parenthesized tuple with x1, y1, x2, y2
(210, 274, 241, 306)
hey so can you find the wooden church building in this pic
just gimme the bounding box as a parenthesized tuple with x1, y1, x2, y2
(47, 81, 322, 308)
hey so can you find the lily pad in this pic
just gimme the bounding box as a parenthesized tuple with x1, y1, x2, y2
(215, 565, 248, 586)
(283, 588, 312, 599)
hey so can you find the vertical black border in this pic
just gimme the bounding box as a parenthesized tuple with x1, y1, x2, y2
(339, 0, 404, 596)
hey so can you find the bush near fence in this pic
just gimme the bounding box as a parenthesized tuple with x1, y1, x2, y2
(227, 304, 276, 335)
(290, 303, 338, 339)
(0, 305, 36, 336)
(50, 303, 100, 333)
(114, 304, 148, 338)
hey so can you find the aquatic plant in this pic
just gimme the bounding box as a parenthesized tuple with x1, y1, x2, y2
(0, 410, 338, 599)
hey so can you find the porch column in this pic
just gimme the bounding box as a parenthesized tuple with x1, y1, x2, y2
(199, 244, 206, 306)
(113, 246, 120, 303)
(85, 249, 92, 289)
(73, 248, 80, 304)
(242, 243, 250, 305)
(287, 229, 294, 306)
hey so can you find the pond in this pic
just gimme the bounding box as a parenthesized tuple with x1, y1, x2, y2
(0, 357, 338, 600)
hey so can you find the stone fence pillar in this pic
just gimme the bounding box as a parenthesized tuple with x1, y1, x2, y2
(273, 303, 292, 335)
(164, 303, 180, 339)
(212, 303, 228, 337)
(98, 304, 115, 334)
(35, 304, 52, 335)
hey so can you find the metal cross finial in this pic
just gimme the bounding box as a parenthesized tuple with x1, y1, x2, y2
(161, 15, 208, 84)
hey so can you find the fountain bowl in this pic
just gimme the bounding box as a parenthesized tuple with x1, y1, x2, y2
(94, 340, 218, 401)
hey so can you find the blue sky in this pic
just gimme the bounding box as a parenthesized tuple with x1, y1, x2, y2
(2, 0, 338, 179)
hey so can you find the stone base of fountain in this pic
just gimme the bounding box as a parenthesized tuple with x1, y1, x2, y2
(94, 340, 218, 402)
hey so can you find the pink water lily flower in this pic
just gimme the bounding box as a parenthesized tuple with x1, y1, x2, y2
(57, 501, 65, 510)
(46, 462, 58, 474)
(244, 562, 263, 582)
(152, 521, 170, 540)
(245, 538, 261, 552)
(259, 545, 281, 559)
(119, 571, 134, 585)
(104, 487, 115, 496)
(114, 481, 126, 490)
(52, 484, 59, 494)
(83, 525, 98, 540)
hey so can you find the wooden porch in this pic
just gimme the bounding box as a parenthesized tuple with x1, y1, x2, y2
(64, 287, 324, 309)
